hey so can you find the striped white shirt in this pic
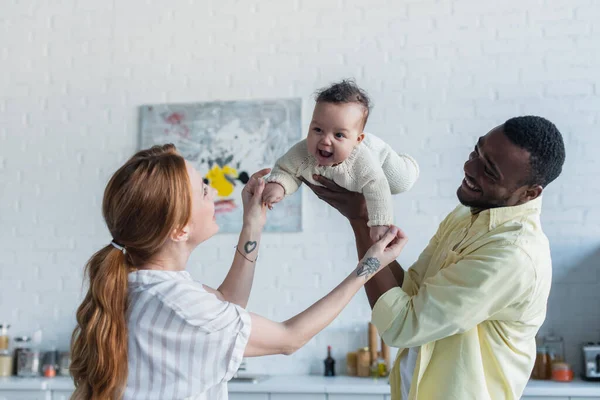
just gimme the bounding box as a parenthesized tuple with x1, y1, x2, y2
(123, 270, 251, 400)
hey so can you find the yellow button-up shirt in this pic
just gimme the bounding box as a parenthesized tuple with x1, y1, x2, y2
(372, 197, 551, 400)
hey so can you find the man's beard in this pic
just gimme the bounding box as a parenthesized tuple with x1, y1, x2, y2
(456, 187, 511, 210)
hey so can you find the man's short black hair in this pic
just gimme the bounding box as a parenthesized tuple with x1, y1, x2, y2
(314, 79, 371, 128)
(503, 116, 566, 187)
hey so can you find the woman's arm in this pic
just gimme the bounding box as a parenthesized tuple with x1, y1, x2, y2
(301, 176, 404, 308)
(217, 169, 269, 308)
(350, 218, 404, 308)
(244, 227, 408, 357)
(217, 222, 262, 308)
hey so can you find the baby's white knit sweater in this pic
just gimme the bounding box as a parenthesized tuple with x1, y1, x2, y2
(267, 134, 419, 227)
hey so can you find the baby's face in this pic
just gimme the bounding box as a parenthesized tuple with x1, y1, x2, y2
(306, 102, 365, 167)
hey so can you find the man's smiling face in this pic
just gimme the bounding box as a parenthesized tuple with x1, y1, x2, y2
(457, 125, 537, 210)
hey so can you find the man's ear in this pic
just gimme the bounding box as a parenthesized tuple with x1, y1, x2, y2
(171, 226, 190, 242)
(521, 185, 543, 202)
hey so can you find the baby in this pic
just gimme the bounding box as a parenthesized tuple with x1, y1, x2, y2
(262, 80, 419, 241)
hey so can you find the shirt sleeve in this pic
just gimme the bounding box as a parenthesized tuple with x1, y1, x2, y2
(401, 234, 439, 296)
(372, 242, 535, 348)
(401, 210, 454, 295)
(170, 283, 252, 384)
(267, 140, 307, 195)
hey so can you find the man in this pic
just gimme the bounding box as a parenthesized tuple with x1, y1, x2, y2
(303, 116, 566, 399)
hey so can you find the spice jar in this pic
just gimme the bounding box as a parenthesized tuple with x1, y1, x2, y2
(0, 350, 12, 377)
(376, 351, 388, 377)
(544, 334, 565, 362)
(357, 347, 371, 377)
(14, 336, 40, 377)
(0, 324, 9, 351)
(552, 362, 574, 382)
(13, 336, 30, 376)
(532, 345, 551, 380)
(17, 348, 40, 377)
(346, 352, 357, 376)
(42, 350, 58, 378)
(58, 352, 71, 377)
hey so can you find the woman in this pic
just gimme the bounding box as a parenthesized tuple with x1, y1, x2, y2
(70, 144, 406, 400)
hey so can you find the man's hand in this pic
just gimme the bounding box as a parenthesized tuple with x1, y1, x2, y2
(300, 175, 368, 222)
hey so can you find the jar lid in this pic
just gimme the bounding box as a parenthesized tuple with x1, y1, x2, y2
(552, 362, 571, 370)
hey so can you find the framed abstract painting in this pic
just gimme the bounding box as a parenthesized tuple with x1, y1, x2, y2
(139, 98, 302, 233)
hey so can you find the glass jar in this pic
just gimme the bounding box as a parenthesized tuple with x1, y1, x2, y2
(357, 347, 371, 377)
(346, 352, 357, 376)
(13, 336, 30, 376)
(532, 345, 550, 380)
(0, 350, 12, 377)
(552, 362, 574, 382)
(0, 324, 9, 351)
(13, 336, 41, 377)
(17, 348, 40, 377)
(58, 352, 71, 377)
(544, 334, 565, 362)
(42, 350, 57, 378)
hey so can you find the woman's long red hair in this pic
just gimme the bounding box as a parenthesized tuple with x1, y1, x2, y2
(70, 144, 191, 399)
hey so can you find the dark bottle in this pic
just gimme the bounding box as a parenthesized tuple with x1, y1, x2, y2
(324, 345, 335, 376)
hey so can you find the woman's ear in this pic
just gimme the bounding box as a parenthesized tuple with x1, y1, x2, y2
(171, 226, 190, 242)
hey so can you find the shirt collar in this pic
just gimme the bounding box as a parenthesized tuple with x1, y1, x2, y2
(128, 270, 192, 287)
(477, 196, 543, 230)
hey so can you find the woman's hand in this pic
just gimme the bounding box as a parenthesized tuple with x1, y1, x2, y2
(357, 226, 408, 280)
(241, 168, 271, 228)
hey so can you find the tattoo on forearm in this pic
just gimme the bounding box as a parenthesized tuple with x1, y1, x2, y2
(244, 241, 257, 254)
(357, 257, 380, 279)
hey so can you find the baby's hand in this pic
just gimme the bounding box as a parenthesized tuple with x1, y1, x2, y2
(262, 182, 285, 209)
(370, 225, 391, 243)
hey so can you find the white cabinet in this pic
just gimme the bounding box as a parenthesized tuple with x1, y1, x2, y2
(329, 395, 385, 400)
(521, 397, 568, 400)
(229, 394, 269, 400)
(51, 391, 74, 400)
(271, 395, 326, 400)
(0, 391, 50, 400)
(571, 398, 600, 400)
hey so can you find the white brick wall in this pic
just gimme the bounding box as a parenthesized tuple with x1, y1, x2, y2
(1, 0, 599, 376)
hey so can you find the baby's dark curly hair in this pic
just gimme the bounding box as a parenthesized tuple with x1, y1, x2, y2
(315, 79, 371, 128)
(503, 116, 566, 187)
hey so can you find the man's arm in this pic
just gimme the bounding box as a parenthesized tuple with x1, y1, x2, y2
(373, 244, 536, 349)
(301, 175, 404, 308)
(350, 218, 404, 308)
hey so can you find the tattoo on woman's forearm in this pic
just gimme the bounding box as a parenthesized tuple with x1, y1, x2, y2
(357, 257, 380, 279)
(244, 241, 257, 254)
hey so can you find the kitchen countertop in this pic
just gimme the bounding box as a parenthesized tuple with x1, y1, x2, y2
(1, 375, 600, 396)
